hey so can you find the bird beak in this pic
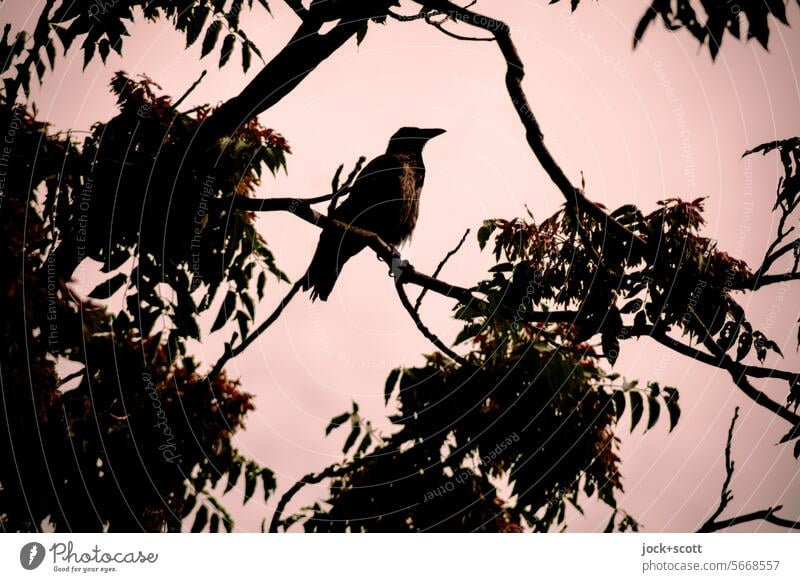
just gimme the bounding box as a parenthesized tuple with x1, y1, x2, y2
(422, 128, 446, 139)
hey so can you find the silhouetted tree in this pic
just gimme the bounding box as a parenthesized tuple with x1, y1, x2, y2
(1, 0, 798, 533)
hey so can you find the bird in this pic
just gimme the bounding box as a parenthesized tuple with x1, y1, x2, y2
(303, 127, 446, 301)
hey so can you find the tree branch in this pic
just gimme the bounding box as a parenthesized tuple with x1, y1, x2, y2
(636, 328, 800, 428)
(269, 455, 374, 532)
(232, 194, 479, 304)
(415, 228, 470, 311)
(700, 406, 738, 529)
(750, 271, 800, 289)
(414, 0, 648, 254)
(698, 406, 800, 532)
(394, 276, 469, 366)
(208, 279, 304, 380)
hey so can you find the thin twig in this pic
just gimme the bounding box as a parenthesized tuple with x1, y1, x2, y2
(207, 280, 304, 380)
(698, 407, 800, 532)
(413, 0, 648, 254)
(328, 156, 366, 215)
(702, 406, 739, 529)
(58, 368, 85, 387)
(395, 277, 470, 366)
(634, 328, 800, 428)
(173, 70, 207, 111)
(415, 228, 470, 311)
(269, 458, 372, 532)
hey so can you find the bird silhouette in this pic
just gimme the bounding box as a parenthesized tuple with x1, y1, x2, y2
(303, 127, 446, 301)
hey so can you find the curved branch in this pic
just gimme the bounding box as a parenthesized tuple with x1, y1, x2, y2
(635, 328, 800, 428)
(414, 0, 647, 253)
(394, 277, 469, 366)
(268, 458, 372, 532)
(699, 407, 800, 532)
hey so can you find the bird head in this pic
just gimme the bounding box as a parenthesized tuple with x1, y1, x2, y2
(387, 127, 446, 153)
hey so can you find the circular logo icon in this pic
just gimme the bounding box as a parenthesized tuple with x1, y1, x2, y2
(20, 542, 46, 570)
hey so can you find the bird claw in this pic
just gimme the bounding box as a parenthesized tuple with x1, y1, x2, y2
(390, 256, 409, 280)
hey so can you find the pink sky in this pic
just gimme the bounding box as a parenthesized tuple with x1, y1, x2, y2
(4, 0, 800, 531)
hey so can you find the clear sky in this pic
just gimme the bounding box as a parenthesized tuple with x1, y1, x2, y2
(5, 0, 800, 531)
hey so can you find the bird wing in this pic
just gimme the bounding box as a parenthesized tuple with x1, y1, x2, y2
(337, 152, 422, 243)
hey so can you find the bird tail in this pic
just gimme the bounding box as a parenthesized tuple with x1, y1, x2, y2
(303, 232, 366, 302)
(302, 242, 339, 302)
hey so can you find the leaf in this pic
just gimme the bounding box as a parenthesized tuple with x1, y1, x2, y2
(256, 271, 266, 300)
(243, 465, 257, 504)
(384, 368, 401, 404)
(612, 390, 626, 419)
(325, 412, 350, 435)
(662, 387, 681, 432)
(718, 320, 740, 352)
(98, 38, 110, 62)
(45, 41, 56, 69)
(356, 22, 368, 46)
(241, 40, 252, 72)
(454, 322, 483, 345)
(88, 273, 127, 299)
(736, 331, 752, 361)
(629, 391, 644, 432)
(240, 292, 255, 318)
(211, 291, 236, 332)
(261, 469, 277, 501)
(634, 310, 647, 330)
(779, 422, 800, 444)
(224, 457, 243, 493)
(191, 506, 208, 532)
(477, 221, 495, 250)
(603, 509, 617, 533)
(201, 20, 222, 58)
(646, 395, 661, 431)
(182, 494, 197, 517)
(219, 33, 236, 67)
(185, 6, 209, 47)
(633, 5, 658, 47)
(356, 431, 372, 456)
(343, 422, 362, 454)
(620, 298, 642, 314)
(209, 514, 220, 533)
(602, 306, 623, 366)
